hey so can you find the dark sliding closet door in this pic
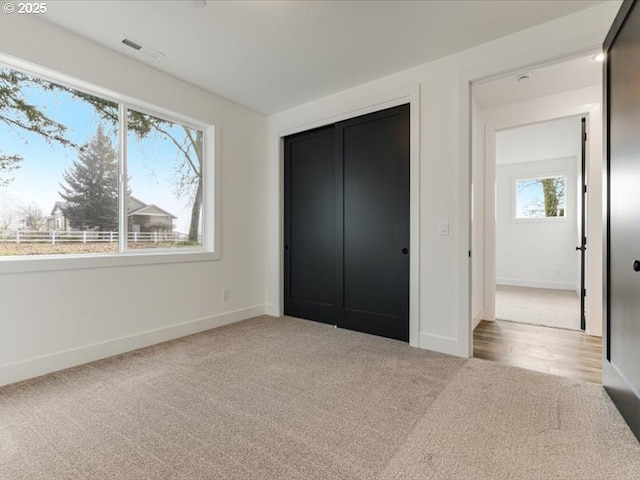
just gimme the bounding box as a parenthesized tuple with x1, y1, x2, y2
(284, 104, 410, 342)
(337, 106, 410, 341)
(284, 126, 336, 324)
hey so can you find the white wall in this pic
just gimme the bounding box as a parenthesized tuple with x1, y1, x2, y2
(0, 15, 267, 386)
(265, 3, 616, 356)
(495, 155, 578, 290)
(481, 85, 603, 336)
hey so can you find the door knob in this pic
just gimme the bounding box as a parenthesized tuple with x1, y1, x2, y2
(402, 248, 409, 255)
(633, 260, 640, 272)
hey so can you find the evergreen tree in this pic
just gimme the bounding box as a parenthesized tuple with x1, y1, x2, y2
(59, 125, 118, 231)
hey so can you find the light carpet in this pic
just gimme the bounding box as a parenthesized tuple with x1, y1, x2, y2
(496, 285, 581, 330)
(1, 316, 639, 479)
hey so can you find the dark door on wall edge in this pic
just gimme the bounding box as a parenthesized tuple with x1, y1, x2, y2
(579, 117, 587, 331)
(284, 104, 410, 342)
(604, 0, 640, 442)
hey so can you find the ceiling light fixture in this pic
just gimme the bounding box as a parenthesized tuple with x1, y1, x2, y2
(594, 53, 605, 62)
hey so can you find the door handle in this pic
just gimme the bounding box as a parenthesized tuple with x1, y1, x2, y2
(576, 246, 586, 252)
(633, 260, 640, 272)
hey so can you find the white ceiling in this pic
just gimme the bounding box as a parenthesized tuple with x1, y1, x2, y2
(473, 54, 603, 109)
(40, 0, 608, 115)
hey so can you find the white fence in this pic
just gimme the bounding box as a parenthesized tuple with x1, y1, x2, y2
(0, 230, 188, 244)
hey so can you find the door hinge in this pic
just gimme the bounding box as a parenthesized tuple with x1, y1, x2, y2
(583, 288, 587, 297)
(468, 250, 471, 258)
(584, 185, 587, 194)
(584, 132, 588, 142)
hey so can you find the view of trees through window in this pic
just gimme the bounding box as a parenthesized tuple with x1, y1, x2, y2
(515, 175, 566, 219)
(0, 64, 204, 257)
(127, 109, 203, 250)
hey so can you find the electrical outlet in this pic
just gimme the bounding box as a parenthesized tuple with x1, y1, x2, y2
(222, 289, 230, 302)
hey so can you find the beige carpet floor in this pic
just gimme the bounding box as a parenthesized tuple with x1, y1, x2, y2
(1, 316, 639, 479)
(496, 285, 581, 330)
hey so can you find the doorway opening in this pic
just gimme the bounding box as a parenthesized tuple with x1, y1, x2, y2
(470, 53, 603, 383)
(494, 116, 584, 331)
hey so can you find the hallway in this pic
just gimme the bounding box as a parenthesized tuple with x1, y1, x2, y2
(473, 319, 602, 383)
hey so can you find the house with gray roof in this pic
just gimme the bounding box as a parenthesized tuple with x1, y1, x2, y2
(127, 196, 177, 233)
(47, 197, 177, 233)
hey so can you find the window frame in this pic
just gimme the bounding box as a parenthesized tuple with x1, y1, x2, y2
(0, 55, 220, 275)
(511, 172, 571, 223)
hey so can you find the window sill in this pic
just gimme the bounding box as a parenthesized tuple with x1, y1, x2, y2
(512, 217, 573, 224)
(0, 249, 219, 275)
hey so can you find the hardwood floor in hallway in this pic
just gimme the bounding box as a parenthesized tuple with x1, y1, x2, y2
(473, 320, 602, 383)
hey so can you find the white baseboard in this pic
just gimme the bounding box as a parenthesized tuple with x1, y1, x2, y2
(419, 333, 462, 357)
(496, 278, 577, 291)
(264, 303, 279, 317)
(0, 304, 266, 387)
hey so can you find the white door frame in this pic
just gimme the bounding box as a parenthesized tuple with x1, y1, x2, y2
(483, 111, 596, 331)
(458, 46, 604, 356)
(275, 85, 421, 347)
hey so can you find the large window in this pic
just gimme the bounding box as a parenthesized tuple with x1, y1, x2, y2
(515, 175, 567, 219)
(0, 62, 209, 260)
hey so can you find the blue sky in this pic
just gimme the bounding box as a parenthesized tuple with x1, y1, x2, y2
(0, 75, 197, 233)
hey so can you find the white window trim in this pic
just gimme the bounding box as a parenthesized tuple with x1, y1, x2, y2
(511, 172, 572, 223)
(0, 55, 220, 274)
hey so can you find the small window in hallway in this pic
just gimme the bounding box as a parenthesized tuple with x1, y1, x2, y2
(515, 175, 566, 219)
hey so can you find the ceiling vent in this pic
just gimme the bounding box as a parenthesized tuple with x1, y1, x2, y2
(121, 36, 165, 60)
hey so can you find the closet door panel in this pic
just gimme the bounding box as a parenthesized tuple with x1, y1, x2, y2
(337, 105, 410, 341)
(284, 126, 336, 323)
